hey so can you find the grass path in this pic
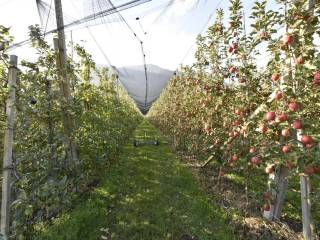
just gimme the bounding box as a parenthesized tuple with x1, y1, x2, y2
(34, 120, 233, 240)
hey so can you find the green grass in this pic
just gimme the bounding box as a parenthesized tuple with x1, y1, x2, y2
(33, 119, 234, 240)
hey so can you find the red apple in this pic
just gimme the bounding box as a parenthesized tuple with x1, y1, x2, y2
(229, 43, 238, 53)
(304, 166, 315, 175)
(282, 33, 294, 45)
(231, 42, 238, 49)
(288, 102, 300, 112)
(232, 154, 238, 162)
(259, 125, 268, 133)
(266, 111, 276, 121)
(275, 91, 283, 100)
(229, 66, 237, 73)
(292, 119, 302, 129)
(281, 128, 290, 137)
(265, 165, 274, 174)
(313, 166, 320, 174)
(251, 156, 261, 165)
(271, 73, 280, 81)
(293, 14, 309, 21)
(301, 135, 313, 145)
(295, 56, 305, 65)
(277, 113, 288, 122)
(314, 71, 320, 86)
(235, 109, 243, 116)
(314, 72, 320, 80)
(282, 145, 291, 153)
(249, 147, 257, 154)
(234, 119, 241, 126)
(259, 31, 268, 40)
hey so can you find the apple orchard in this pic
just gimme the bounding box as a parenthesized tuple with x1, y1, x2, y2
(149, 0, 320, 237)
(1, 0, 320, 239)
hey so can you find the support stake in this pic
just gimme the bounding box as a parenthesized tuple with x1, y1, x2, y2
(300, 174, 314, 240)
(1, 55, 18, 238)
(54, 0, 78, 167)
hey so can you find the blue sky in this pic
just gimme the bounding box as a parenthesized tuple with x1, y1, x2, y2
(0, 0, 279, 70)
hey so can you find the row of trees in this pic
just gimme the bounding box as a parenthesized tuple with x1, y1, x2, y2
(149, 0, 320, 239)
(0, 25, 142, 239)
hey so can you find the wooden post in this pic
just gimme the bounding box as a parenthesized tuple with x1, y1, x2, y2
(53, 38, 78, 167)
(70, 30, 74, 61)
(300, 174, 314, 240)
(296, 127, 315, 240)
(53, 0, 78, 167)
(265, 0, 290, 222)
(1, 55, 18, 238)
(54, 0, 67, 53)
(44, 73, 56, 173)
(298, 2, 316, 238)
(309, 0, 315, 11)
(115, 74, 120, 103)
(272, 166, 288, 220)
(295, 2, 316, 239)
(140, 41, 148, 109)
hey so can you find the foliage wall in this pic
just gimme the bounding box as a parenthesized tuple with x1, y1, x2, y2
(149, 0, 320, 232)
(0, 25, 142, 239)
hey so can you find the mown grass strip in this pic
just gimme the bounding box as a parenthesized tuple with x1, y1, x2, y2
(34, 119, 234, 240)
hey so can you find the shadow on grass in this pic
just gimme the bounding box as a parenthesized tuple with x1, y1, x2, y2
(33, 119, 234, 240)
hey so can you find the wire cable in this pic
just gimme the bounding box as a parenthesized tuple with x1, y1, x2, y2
(173, 0, 224, 77)
(8, 0, 152, 50)
(44, 0, 53, 33)
(136, 17, 147, 35)
(103, 0, 149, 111)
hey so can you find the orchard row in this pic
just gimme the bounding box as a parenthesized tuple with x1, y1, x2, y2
(0, 26, 142, 239)
(149, 0, 320, 238)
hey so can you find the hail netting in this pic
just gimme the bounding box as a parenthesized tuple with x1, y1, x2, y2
(9, 0, 153, 50)
(34, 0, 211, 113)
(35, 0, 167, 113)
(35, 0, 151, 32)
